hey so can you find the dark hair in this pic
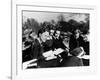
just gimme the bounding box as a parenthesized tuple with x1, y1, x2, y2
(37, 28, 46, 37)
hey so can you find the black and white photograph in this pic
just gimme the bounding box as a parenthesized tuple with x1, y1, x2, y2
(11, 2, 97, 79)
(22, 11, 90, 69)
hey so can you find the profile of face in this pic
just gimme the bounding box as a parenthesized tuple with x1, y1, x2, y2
(75, 33, 79, 39)
(75, 30, 80, 39)
(40, 31, 50, 42)
(83, 35, 88, 42)
(55, 30, 60, 38)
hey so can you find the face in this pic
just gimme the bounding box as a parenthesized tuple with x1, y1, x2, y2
(64, 37, 69, 43)
(40, 31, 50, 42)
(74, 30, 81, 38)
(30, 32, 37, 39)
(75, 32, 80, 39)
(83, 35, 89, 42)
(50, 30, 54, 36)
(55, 30, 60, 38)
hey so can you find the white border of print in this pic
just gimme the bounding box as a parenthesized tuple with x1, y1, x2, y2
(12, 1, 97, 80)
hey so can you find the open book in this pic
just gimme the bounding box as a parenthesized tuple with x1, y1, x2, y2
(43, 48, 64, 60)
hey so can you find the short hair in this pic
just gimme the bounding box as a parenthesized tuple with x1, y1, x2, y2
(56, 28, 61, 31)
(38, 28, 47, 37)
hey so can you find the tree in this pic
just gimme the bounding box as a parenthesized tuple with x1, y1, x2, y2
(57, 14, 66, 22)
(22, 18, 40, 34)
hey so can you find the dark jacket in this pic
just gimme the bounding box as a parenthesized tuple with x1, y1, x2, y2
(69, 35, 84, 52)
(32, 39, 60, 68)
(61, 56, 83, 67)
(53, 37, 66, 49)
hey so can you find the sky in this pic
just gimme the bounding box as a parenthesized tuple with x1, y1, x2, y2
(23, 11, 89, 23)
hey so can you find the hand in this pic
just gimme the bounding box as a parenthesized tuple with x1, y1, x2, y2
(23, 59, 37, 69)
